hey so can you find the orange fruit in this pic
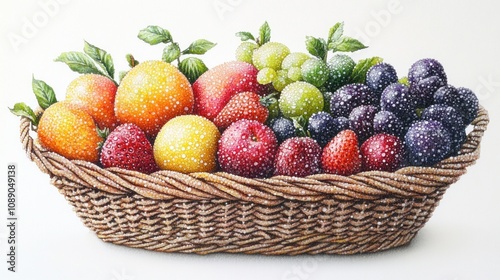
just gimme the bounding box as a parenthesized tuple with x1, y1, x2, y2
(115, 60, 194, 137)
(65, 74, 118, 130)
(154, 115, 220, 173)
(38, 101, 103, 163)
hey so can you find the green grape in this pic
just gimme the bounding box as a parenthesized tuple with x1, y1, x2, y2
(257, 67, 277, 85)
(287, 66, 302, 81)
(235, 42, 258, 64)
(281, 52, 310, 70)
(279, 81, 324, 120)
(301, 58, 328, 88)
(325, 54, 356, 92)
(272, 69, 292, 92)
(252, 42, 290, 70)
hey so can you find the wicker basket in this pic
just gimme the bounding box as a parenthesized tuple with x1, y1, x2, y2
(19, 106, 489, 255)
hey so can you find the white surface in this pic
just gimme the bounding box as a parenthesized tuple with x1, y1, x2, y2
(1, 0, 499, 279)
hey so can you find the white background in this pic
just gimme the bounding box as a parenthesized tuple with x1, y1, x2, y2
(1, 0, 500, 279)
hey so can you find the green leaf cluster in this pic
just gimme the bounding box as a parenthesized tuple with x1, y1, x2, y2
(138, 25, 216, 83)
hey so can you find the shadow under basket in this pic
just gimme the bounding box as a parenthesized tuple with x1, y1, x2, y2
(19, 106, 489, 255)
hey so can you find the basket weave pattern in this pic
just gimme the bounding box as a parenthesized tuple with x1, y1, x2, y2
(19, 107, 489, 255)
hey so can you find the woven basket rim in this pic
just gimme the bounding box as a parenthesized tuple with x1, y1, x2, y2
(19, 105, 489, 205)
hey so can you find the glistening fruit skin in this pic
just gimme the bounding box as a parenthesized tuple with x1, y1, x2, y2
(361, 133, 405, 172)
(421, 104, 466, 155)
(365, 63, 398, 95)
(404, 120, 452, 166)
(100, 123, 158, 174)
(213, 91, 269, 130)
(115, 60, 194, 137)
(321, 129, 362, 176)
(325, 54, 356, 92)
(252, 42, 291, 70)
(380, 83, 417, 120)
(329, 83, 378, 118)
(65, 74, 118, 130)
(235, 42, 258, 64)
(218, 119, 278, 178)
(38, 102, 103, 163)
(274, 137, 322, 177)
(349, 105, 379, 143)
(279, 81, 324, 120)
(433, 86, 478, 126)
(301, 58, 329, 88)
(308, 112, 336, 147)
(192, 61, 268, 121)
(154, 115, 220, 173)
(408, 58, 447, 107)
(373, 110, 405, 138)
(270, 117, 296, 143)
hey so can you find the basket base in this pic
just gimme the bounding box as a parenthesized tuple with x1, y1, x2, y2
(52, 177, 444, 255)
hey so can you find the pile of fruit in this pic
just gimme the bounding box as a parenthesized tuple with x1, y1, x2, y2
(11, 22, 479, 179)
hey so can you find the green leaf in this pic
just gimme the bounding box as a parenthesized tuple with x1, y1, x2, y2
(137, 25, 172, 45)
(330, 36, 367, 53)
(55, 51, 105, 76)
(291, 116, 308, 137)
(235, 31, 255, 42)
(83, 41, 115, 78)
(328, 22, 344, 44)
(125, 54, 139, 68)
(162, 43, 181, 63)
(178, 57, 208, 84)
(32, 76, 57, 109)
(118, 71, 128, 83)
(182, 39, 216, 55)
(305, 36, 327, 61)
(398, 76, 409, 86)
(349, 57, 383, 84)
(9, 102, 38, 126)
(258, 21, 271, 45)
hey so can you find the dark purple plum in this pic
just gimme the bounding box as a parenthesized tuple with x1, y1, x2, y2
(422, 104, 467, 155)
(380, 83, 418, 120)
(270, 117, 296, 143)
(411, 75, 446, 107)
(308, 112, 334, 146)
(373, 110, 405, 138)
(408, 58, 447, 88)
(330, 83, 378, 117)
(404, 120, 452, 166)
(366, 63, 398, 96)
(434, 86, 479, 126)
(349, 105, 379, 143)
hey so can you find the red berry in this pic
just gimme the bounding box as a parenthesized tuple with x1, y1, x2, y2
(100, 123, 159, 174)
(213, 91, 269, 130)
(361, 133, 405, 172)
(274, 137, 322, 177)
(321, 129, 362, 176)
(218, 119, 278, 178)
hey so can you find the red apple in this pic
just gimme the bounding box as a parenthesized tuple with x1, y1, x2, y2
(192, 61, 269, 121)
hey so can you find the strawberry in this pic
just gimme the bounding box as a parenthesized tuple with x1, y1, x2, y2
(213, 91, 269, 130)
(100, 123, 159, 174)
(321, 129, 362, 176)
(274, 137, 322, 177)
(217, 119, 278, 178)
(360, 133, 405, 172)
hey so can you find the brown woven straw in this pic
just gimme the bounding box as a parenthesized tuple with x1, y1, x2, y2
(19, 106, 489, 255)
